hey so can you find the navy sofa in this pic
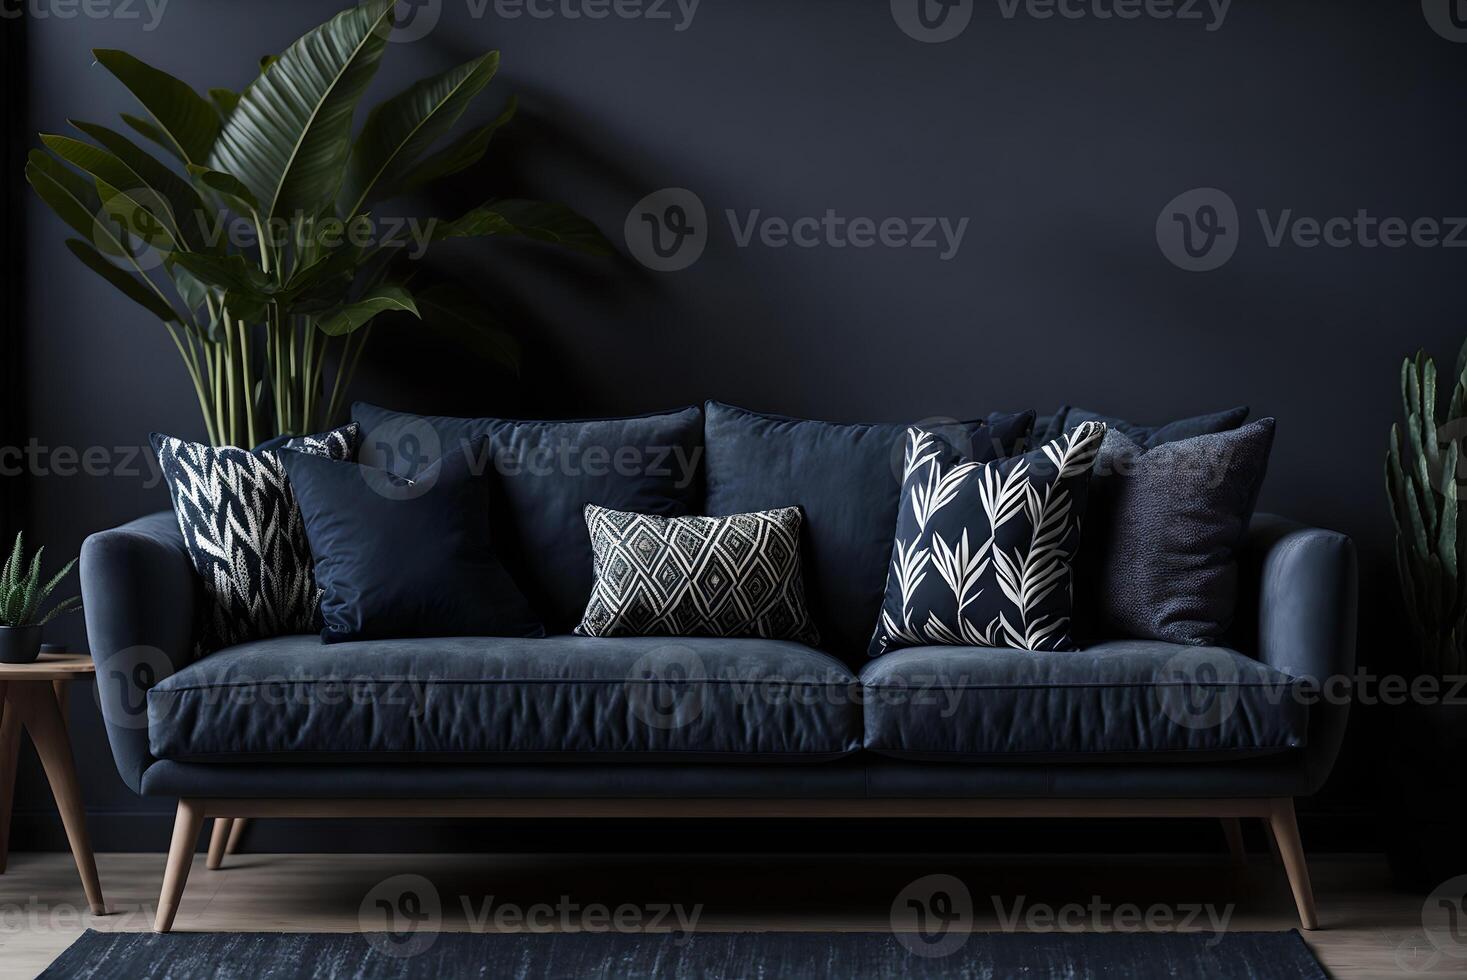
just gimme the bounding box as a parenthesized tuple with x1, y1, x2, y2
(79, 404, 1357, 932)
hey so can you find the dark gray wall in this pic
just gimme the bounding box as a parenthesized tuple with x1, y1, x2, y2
(14, 0, 1466, 852)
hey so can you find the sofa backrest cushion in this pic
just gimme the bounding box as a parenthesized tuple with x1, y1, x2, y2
(1039, 405, 1250, 448)
(353, 403, 705, 631)
(702, 402, 1034, 660)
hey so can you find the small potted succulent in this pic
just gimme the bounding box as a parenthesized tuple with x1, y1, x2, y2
(0, 533, 81, 665)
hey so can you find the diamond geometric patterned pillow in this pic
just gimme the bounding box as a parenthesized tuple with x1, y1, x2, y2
(575, 504, 819, 643)
(151, 424, 360, 652)
(869, 420, 1107, 656)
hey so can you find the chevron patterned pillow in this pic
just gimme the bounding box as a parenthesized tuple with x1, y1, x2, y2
(575, 505, 819, 644)
(151, 425, 360, 653)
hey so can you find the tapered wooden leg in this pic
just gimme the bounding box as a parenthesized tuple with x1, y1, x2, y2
(1268, 798, 1318, 929)
(53, 680, 69, 728)
(13, 681, 105, 914)
(1262, 817, 1283, 865)
(0, 682, 16, 875)
(156, 800, 204, 933)
(207, 818, 232, 871)
(225, 817, 247, 856)
(1221, 817, 1247, 867)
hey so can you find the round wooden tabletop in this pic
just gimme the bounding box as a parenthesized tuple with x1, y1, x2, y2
(0, 652, 94, 680)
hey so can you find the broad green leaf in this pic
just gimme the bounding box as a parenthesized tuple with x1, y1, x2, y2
(430, 198, 613, 255)
(26, 151, 131, 258)
(172, 262, 214, 313)
(168, 251, 273, 296)
(388, 97, 517, 200)
(68, 121, 210, 250)
(93, 49, 220, 166)
(315, 284, 418, 336)
(64, 239, 180, 323)
(209, 88, 240, 121)
(121, 112, 183, 163)
(187, 165, 261, 216)
(208, 0, 395, 222)
(340, 52, 500, 217)
(43, 135, 184, 250)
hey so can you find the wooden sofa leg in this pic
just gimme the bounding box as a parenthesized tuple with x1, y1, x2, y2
(1220, 817, 1246, 867)
(225, 817, 247, 857)
(155, 800, 203, 933)
(1268, 798, 1318, 930)
(206, 818, 232, 871)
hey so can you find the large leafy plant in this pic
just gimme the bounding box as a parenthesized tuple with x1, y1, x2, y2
(0, 533, 80, 629)
(1387, 342, 1467, 677)
(28, 0, 609, 446)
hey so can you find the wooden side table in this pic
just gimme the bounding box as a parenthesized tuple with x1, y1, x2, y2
(0, 653, 105, 915)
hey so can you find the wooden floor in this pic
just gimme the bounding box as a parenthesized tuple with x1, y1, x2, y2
(0, 852, 1456, 978)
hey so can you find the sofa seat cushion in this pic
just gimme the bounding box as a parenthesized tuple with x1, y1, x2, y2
(148, 635, 861, 763)
(860, 641, 1307, 762)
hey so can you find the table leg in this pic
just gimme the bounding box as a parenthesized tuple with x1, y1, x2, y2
(53, 680, 69, 728)
(13, 680, 106, 914)
(0, 682, 20, 875)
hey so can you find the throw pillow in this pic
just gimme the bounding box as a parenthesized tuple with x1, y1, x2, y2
(869, 421, 1107, 656)
(151, 424, 360, 651)
(280, 441, 544, 643)
(702, 402, 1035, 659)
(1077, 419, 1277, 645)
(575, 504, 819, 643)
(352, 403, 705, 632)
(1042, 405, 1249, 449)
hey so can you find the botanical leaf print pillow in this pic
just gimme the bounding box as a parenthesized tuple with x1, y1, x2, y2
(869, 421, 1106, 655)
(151, 425, 360, 653)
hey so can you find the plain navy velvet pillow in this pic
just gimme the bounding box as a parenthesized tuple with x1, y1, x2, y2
(702, 402, 1035, 660)
(280, 442, 544, 644)
(352, 403, 705, 632)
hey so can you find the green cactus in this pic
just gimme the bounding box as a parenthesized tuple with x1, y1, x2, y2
(1386, 342, 1467, 677)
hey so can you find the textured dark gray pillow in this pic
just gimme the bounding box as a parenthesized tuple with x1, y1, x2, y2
(1076, 419, 1276, 645)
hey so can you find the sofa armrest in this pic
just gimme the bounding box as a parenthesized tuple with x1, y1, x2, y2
(80, 512, 198, 794)
(1234, 513, 1358, 795)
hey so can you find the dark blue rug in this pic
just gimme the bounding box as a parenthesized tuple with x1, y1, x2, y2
(42, 930, 1329, 978)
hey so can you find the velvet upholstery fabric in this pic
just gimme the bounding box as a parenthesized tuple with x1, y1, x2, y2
(702, 402, 1034, 660)
(82, 511, 1355, 803)
(1038, 405, 1249, 448)
(860, 640, 1308, 762)
(147, 634, 861, 763)
(1079, 420, 1277, 645)
(352, 403, 705, 631)
(281, 445, 543, 643)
